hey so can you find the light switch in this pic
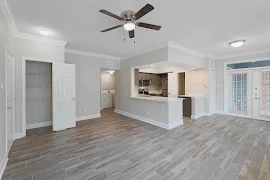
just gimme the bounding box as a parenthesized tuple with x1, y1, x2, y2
(0, 82, 4, 90)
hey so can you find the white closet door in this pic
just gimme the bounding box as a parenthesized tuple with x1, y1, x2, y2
(53, 63, 76, 131)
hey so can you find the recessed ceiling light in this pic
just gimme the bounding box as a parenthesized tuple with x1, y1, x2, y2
(191, 68, 195, 70)
(109, 71, 115, 74)
(39, 29, 50, 36)
(124, 22, 136, 31)
(229, 40, 246, 48)
(150, 65, 154, 67)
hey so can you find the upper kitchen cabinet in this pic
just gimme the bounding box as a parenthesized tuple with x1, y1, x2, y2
(134, 69, 139, 86)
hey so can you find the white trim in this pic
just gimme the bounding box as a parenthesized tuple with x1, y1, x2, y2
(26, 121, 52, 130)
(15, 32, 67, 47)
(214, 48, 270, 60)
(13, 133, 22, 140)
(216, 111, 225, 115)
(114, 109, 182, 130)
(76, 114, 101, 121)
(168, 120, 183, 130)
(191, 112, 207, 119)
(22, 57, 54, 138)
(0, 0, 17, 34)
(168, 41, 205, 58)
(0, 153, 8, 179)
(65, 48, 121, 61)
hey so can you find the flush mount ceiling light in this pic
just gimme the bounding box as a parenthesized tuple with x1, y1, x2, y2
(229, 40, 246, 48)
(39, 29, 50, 36)
(124, 22, 136, 31)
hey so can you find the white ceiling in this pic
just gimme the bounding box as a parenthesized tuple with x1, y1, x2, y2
(7, 0, 270, 58)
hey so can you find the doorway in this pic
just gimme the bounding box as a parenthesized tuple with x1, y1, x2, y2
(5, 47, 15, 152)
(100, 70, 116, 110)
(226, 60, 270, 121)
(22, 58, 76, 136)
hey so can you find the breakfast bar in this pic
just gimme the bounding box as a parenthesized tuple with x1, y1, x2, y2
(127, 95, 185, 129)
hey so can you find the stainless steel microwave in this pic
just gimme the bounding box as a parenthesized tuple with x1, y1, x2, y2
(139, 79, 152, 86)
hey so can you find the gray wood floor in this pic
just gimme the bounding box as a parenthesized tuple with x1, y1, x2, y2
(2, 109, 270, 180)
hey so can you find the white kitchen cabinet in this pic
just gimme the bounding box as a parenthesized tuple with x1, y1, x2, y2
(101, 93, 113, 108)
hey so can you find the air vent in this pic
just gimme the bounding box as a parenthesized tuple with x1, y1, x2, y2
(106, 60, 115, 67)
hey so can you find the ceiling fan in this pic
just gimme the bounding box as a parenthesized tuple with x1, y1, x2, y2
(99, 4, 161, 38)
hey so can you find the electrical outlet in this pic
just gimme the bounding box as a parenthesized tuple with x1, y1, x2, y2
(83, 108, 87, 112)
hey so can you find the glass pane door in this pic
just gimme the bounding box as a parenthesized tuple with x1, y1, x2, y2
(229, 72, 248, 115)
(253, 69, 270, 121)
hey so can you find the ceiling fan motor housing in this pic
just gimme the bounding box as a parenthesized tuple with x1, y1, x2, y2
(121, 11, 136, 22)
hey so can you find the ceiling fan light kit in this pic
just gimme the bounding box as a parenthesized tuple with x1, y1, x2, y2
(124, 22, 136, 31)
(99, 4, 161, 39)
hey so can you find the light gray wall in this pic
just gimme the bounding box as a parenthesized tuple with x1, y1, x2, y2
(13, 37, 65, 134)
(168, 47, 205, 68)
(215, 52, 270, 112)
(115, 47, 169, 120)
(101, 74, 115, 90)
(0, 9, 13, 174)
(65, 53, 120, 118)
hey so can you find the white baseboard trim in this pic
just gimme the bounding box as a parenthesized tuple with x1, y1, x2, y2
(168, 120, 183, 130)
(191, 112, 207, 119)
(216, 111, 225, 115)
(0, 153, 8, 179)
(26, 121, 52, 130)
(76, 114, 101, 121)
(114, 109, 182, 130)
(14, 133, 23, 140)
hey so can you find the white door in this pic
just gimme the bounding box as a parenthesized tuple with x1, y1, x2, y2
(52, 63, 76, 131)
(253, 68, 270, 121)
(168, 73, 178, 98)
(209, 69, 216, 114)
(6, 50, 15, 151)
(228, 70, 252, 117)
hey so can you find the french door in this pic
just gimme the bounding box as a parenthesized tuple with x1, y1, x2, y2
(227, 68, 270, 121)
(253, 68, 270, 121)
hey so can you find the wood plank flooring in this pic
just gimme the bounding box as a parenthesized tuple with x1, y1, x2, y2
(2, 108, 270, 180)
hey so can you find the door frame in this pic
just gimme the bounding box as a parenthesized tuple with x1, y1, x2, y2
(225, 69, 252, 118)
(21, 57, 54, 137)
(224, 57, 270, 119)
(5, 45, 15, 152)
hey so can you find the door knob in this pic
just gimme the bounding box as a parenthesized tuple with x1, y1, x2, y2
(71, 98, 76, 100)
(255, 97, 259, 99)
(7, 107, 12, 109)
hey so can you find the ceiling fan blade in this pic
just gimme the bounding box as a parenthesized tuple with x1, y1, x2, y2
(135, 4, 154, 20)
(129, 30, 135, 38)
(101, 25, 123, 32)
(137, 22, 161, 30)
(99, 10, 123, 21)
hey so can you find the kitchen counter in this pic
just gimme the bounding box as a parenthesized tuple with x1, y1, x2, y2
(178, 94, 204, 98)
(130, 95, 185, 103)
